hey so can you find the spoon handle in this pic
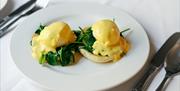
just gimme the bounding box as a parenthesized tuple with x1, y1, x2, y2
(132, 65, 161, 91)
(156, 73, 171, 91)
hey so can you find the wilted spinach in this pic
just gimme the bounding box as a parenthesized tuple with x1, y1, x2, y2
(33, 24, 130, 66)
(45, 51, 61, 65)
(74, 27, 96, 52)
(35, 24, 45, 35)
(39, 43, 82, 66)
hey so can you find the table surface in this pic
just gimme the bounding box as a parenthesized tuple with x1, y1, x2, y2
(0, 0, 180, 91)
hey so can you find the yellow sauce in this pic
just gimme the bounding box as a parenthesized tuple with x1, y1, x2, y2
(92, 19, 129, 61)
(31, 22, 76, 60)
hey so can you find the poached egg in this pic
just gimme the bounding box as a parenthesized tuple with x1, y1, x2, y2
(91, 19, 129, 61)
(31, 22, 76, 60)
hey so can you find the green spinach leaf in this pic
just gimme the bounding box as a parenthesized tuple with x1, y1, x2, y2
(58, 45, 74, 66)
(39, 53, 46, 64)
(82, 28, 96, 52)
(120, 28, 130, 37)
(74, 27, 96, 52)
(35, 24, 45, 35)
(45, 51, 60, 65)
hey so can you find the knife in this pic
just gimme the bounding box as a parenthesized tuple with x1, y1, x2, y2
(0, 8, 39, 37)
(132, 32, 180, 91)
(0, 0, 36, 26)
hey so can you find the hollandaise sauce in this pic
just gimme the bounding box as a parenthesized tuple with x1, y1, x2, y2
(91, 19, 130, 61)
(31, 22, 77, 65)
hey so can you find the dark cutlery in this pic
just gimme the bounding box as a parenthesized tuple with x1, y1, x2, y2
(132, 32, 180, 91)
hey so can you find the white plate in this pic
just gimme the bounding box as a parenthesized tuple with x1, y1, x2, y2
(10, 3, 150, 91)
(0, 0, 8, 10)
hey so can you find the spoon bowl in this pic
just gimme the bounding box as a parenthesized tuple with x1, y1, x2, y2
(156, 39, 180, 91)
(165, 40, 180, 75)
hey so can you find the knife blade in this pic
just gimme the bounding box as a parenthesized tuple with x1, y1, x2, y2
(151, 33, 180, 67)
(0, 0, 36, 26)
(132, 32, 180, 91)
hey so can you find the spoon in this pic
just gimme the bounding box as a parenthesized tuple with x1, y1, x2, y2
(156, 39, 180, 91)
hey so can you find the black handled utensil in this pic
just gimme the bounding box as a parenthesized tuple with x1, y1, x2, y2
(0, 0, 36, 26)
(0, 0, 49, 38)
(156, 39, 180, 91)
(132, 32, 180, 91)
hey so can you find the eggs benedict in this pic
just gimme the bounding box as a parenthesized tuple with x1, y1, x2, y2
(31, 21, 78, 65)
(31, 19, 130, 66)
(79, 19, 130, 63)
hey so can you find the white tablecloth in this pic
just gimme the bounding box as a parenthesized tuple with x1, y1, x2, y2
(0, 0, 179, 91)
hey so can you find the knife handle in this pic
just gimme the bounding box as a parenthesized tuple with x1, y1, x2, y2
(132, 65, 161, 91)
(0, 15, 23, 37)
(0, 0, 36, 27)
(0, 6, 39, 37)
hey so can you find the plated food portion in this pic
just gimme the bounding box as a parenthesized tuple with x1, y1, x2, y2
(80, 19, 130, 63)
(31, 22, 80, 66)
(31, 19, 130, 66)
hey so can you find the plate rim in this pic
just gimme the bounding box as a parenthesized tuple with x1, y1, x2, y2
(0, 0, 8, 10)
